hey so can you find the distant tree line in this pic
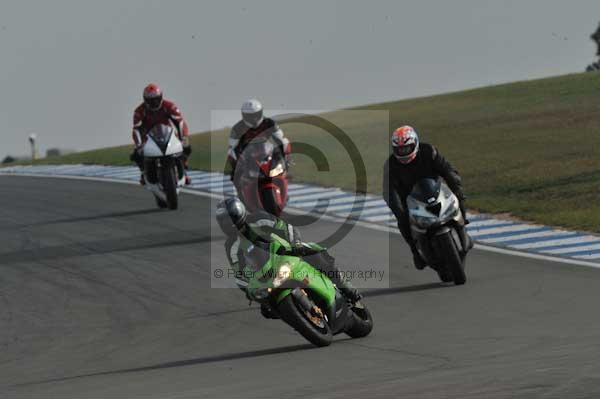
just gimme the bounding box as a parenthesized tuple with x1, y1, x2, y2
(2, 148, 74, 164)
(586, 22, 600, 72)
(2, 155, 16, 164)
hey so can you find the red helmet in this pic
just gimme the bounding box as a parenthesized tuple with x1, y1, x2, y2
(391, 126, 419, 164)
(143, 83, 163, 111)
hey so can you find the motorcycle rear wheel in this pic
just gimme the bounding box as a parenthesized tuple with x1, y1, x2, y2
(345, 302, 373, 338)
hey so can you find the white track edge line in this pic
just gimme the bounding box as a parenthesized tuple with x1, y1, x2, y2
(3, 171, 600, 270)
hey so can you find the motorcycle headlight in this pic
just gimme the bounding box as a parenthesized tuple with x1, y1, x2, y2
(269, 161, 285, 177)
(443, 187, 453, 199)
(440, 198, 459, 221)
(273, 263, 292, 287)
(406, 196, 419, 211)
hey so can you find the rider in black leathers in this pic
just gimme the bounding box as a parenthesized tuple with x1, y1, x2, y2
(383, 126, 467, 269)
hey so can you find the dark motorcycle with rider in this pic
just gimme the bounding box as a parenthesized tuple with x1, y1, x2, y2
(383, 126, 473, 285)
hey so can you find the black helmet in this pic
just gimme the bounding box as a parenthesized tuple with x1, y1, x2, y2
(216, 197, 247, 236)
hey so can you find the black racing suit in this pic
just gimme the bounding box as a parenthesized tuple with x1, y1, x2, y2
(223, 211, 356, 298)
(383, 143, 466, 246)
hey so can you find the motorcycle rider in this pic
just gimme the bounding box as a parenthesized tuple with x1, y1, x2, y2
(225, 99, 291, 179)
(216, 197, 361, 318)
(383, 126, 468, 270)
(130, 83, 192, 185)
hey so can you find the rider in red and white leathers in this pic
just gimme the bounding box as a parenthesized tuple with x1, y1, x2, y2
(225, 99, 291, 179)
(130, 83, 192, 184)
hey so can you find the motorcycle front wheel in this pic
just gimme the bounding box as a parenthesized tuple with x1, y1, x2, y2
(345, 302, 373, 338)
(160, 165, 179, 210)
(261, 188, 284, 216)
(278, 292, 332, 347)
(434, 232, 466, 285)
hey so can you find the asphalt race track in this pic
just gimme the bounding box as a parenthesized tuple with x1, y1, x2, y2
(1, 176, 600, 399)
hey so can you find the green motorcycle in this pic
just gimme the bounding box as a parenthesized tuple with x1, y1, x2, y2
(244, 234, 373, 347)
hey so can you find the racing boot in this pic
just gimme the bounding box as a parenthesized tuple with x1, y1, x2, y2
(340, 287, 362, 305)
(139, 174, 146, 186)
(260, 303, 280, 319)
(410, 242, 427, 270)
(337, 280, 362, 305)
(183, 158, 192, 185)
(465, 232, 474, 251)
(309, 251, 363, 305)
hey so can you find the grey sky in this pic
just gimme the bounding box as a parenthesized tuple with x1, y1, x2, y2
(1, 0, 599, 158)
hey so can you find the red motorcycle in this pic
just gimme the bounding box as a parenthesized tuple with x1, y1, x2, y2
(233, 136, 289, 216)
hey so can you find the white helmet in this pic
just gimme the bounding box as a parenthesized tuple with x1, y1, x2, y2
(391, 126, 420, 164)
(241, 98, 264, 128)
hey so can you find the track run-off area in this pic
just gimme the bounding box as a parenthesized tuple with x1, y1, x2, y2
(1, 175, 600, 399)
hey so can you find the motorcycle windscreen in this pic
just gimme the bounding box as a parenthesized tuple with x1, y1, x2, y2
(239, 139, 277, 176)
(245, 140, 275, 161)
(410, 178, 442, 205)
(147, 124, 173, 155)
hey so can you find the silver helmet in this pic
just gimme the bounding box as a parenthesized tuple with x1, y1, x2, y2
(241, 98, 264, 128)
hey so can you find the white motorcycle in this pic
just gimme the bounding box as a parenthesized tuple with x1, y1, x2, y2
(142, 124, 187, 210)
(407, 177, 472, 285)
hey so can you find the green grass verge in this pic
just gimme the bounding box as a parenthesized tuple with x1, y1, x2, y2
(18, 72, 600, 232)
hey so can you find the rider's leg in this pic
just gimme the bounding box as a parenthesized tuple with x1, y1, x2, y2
(183, 146, 192, 185)
(130, 149, 145, 185)
(459, 200, 469, 225)
(302, 251, 362, 303)
(457, 200, 473, 250)
(183, 159, 191, 185)
(397, 211, 426, 270)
